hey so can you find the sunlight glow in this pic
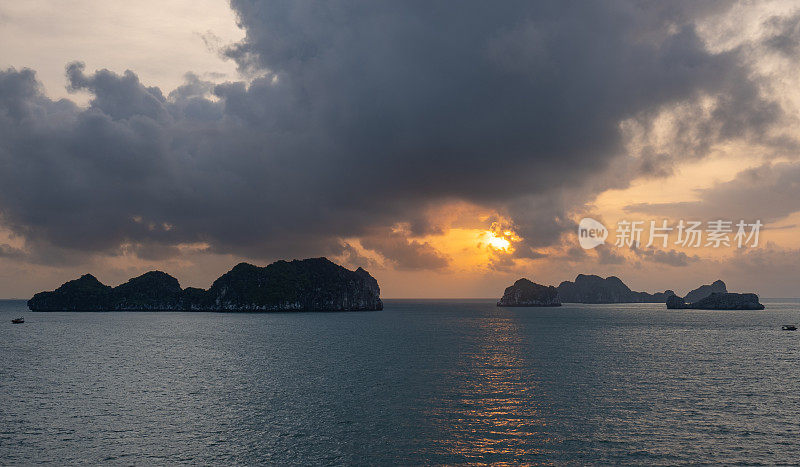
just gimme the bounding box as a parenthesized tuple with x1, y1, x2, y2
(485, 231, 511, 250)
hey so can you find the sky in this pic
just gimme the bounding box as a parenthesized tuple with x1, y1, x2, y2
(1, 0, 800, 298)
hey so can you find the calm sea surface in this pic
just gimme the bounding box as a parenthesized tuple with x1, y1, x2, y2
(2, 298, 800, 465)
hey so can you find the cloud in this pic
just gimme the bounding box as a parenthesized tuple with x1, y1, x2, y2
(762, 12, 800, 57)
(625, 162, 800, 223)
(596, 245, 627, 265)
(0, 243, 25, 259)
(0, 1, 785, 269)
(336, 241, 379, 270)
(555, 239, 697, 268)
(359, 229, 449, 271)
(632, 246, 699, 267)
(721, 242, 800, 296)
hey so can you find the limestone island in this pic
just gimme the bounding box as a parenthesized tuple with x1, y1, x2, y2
(497, 278, 561, 307)
(666, 292, 764, 310)
(682, 279, 727, 303)
(665, 279, 764, 309)
(665, 279, 765, 311)
(556, 274, 674, 304)
(27, 257, 383, 312)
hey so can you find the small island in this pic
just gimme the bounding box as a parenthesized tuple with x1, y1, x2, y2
(27, 257, 383, 312)
(666, 292, 764, 310)
(665, 279, 764, 309)
(683, 279, 727, 303)
(495, 275, 766, 311)
(497, 278, 561, 307)
(556, 274, 674, 304)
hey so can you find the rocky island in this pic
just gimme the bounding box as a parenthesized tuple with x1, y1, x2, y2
(497, 278, 561, 307)
(665, 280, 763, 309)
(27, 257, 383, 312)
(682, 279, 728, 303)
(494, 275, 766, 311)
(556, 274, 674, 303)
(666, 292, 764, 310)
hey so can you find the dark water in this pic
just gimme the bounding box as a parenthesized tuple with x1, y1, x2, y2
(2, 298, 800, 465)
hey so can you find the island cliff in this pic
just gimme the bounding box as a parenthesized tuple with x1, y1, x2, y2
(497, 279, 561, 307)
(28, 257, 383, 312)
(556, 274, 674, 303)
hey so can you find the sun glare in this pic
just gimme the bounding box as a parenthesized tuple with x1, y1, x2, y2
(485, 231, 511, 250)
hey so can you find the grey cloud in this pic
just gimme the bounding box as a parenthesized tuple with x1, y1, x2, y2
(722, 243, 800, 296)
(66, 62, 167, 121)
(0, 1, 783, 268)
(511, 246, 548, 261)
(564, 246, 587, 261)
(336, 242, 379, 270)
(359, 230, 449, 271)
(637, 147, 675, 178)
(0, 243, 25, 259)
(487, 254, 521, 273)
(505, 194, 579, 250)
(762, 13, 800, 57)
(625, 162, 800, 223)
(198, 31, 226, 55)
(632, 246, 699, 267)
(596, 245, 627, 265)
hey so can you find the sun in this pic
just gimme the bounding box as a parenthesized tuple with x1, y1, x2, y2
(484, 231, 511, 250)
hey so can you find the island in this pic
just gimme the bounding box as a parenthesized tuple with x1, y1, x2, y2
(682, 279, 727, 303)
(666, 292, 764, 310)
(556, 274, 675, 303)
(495, 275, 765, 310)
(665, 279, 764, 309)
(497, 278, 561, 307)
(27, 257, 383, 312)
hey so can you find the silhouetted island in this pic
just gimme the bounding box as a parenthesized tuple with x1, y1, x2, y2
(497, 278, 561, 307)
(556, 274, 674, 303)
(27, 257, 383, 312)
(666, 292, 764, 310)
(665, 279, 765, 309)
(682, 279, 727, 303)
(497, 275, 766, 310)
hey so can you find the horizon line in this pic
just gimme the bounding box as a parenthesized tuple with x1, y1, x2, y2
(3, 297, 799, 301)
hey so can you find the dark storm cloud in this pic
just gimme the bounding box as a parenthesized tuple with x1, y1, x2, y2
(0, 1, 780, 267)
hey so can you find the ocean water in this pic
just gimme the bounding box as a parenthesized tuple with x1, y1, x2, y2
(2, 298, 800, 465)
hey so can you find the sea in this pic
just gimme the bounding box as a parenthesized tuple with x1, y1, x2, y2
(2, 298, 800, 465)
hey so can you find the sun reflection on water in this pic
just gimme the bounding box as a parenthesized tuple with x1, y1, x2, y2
(421, 312, 561, 464)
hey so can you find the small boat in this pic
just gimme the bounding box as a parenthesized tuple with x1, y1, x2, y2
(782, 325, 797, 331)
(11, 317, 24, 324)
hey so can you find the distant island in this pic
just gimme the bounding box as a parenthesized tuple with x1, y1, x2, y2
(498, 276, 765, 310)
(665, 279, 763, 310)
(556, 274, 674, 303)
(27, 257, 383, 312)
(681, 279, 727, 303)
(497, 279, 561, 307)
(666, 292, 765, 310)
(665, 280, 763, 309)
